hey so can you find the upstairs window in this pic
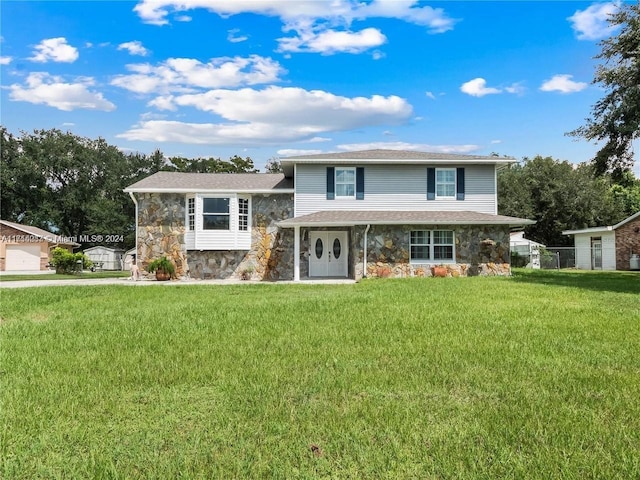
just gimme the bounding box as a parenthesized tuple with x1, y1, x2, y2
(436, 169, 456, 198)
(335, 168, 356, 197)
(203, 197, 230, 230)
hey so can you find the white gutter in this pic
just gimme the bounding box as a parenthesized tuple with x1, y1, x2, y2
(128, 192, 139, 264)
(363, 224, 370, 278)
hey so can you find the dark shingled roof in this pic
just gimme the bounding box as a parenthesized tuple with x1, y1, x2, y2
(125, 172, 293, 192)
(279, 210, 535, 227)
(282, 149, 512, 161)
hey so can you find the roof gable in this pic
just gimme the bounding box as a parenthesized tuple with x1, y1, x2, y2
(282, 149, 513, 161)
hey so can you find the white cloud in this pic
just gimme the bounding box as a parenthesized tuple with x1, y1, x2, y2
(61, 122, 75, 127)
(308, 136, 331, 143)
(539, 74, 588, 93)
(118, 41, 150, 56)
(133, 0, 455, 54)
(175, 15, 192, 22)
(118, 87, 412, 145)
(353, 0, 457, 33)
(29, 37, 79, 63)
(460, 78, 501, 97)
(0, 56, 12, 65)
(337, 141, 480, 154)
(504, 82, 525, 95)
(425, 91, 436, 100)
(568, 2, 619, 40)
(278, 27, 387, 54)
(9, 72, 116, 111)
(111, 55, 285, 94)
(227, 29, 248, 43)
(372, 50, 385, 60)
(490, 139, 502, 144)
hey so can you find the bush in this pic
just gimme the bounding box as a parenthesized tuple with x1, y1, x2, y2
(50, 247, 93, 274)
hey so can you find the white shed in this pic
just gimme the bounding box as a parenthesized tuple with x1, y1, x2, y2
(510, 231, 545, 268)
(562, 211, 640, 271)
(83, 246, 125, 270)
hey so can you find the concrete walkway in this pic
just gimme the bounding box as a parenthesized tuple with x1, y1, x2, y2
(0, 277, 356, 289)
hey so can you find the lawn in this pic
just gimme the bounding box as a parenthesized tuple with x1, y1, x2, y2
(0, 271, 129, 282)
(1, 270, 639, 478)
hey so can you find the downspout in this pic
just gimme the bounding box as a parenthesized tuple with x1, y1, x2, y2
(128, 192, 139, 265)
(362, 224, 371, 278)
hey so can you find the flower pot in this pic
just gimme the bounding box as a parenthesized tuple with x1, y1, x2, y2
(155, 270, 171, 281)
(431, 266, 447, 277)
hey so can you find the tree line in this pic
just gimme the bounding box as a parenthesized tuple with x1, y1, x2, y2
(0, 127, 265, 249)
(498, 156, 640, 246)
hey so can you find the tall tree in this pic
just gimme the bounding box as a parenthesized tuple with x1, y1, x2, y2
(568, 3, 640, 180)
(165, 155, 258, 173)
(498, 156, 622, 246)
(0, 127, 164, 248)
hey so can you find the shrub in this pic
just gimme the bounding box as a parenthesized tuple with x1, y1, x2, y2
(147, 256, 176, 275)
(50, 247, 93, 274)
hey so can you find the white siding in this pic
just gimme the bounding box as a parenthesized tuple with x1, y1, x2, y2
(574, 231, 616, 270)
(295, 164, 496, 216)
(184, 231, 195, 250)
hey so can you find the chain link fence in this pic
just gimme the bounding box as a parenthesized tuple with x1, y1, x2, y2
(511, 247, 576, 270)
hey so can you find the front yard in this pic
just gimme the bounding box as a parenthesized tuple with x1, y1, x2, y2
(1, 270, 638, 478)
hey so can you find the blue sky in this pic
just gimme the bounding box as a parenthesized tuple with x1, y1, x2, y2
(1, 1, 637, 173)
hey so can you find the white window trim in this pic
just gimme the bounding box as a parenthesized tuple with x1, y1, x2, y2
(410, 230, 455, 264)
(435, 168, 456, 200)
(202, 196, 232, 231)
(335, 167, 356, 199)
(186, 195, 195, 231)
(238, 197, 250, 232)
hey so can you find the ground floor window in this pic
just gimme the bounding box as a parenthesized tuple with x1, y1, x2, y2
(410, 230, 454, 262)
(203, 197, 230, 230)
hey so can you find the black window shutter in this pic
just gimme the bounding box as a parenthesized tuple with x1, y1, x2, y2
(456, 167, 465, 201)
(326, 167, 335, 200)
(427, 168, 435, 200)
(356, 167, 365, 200)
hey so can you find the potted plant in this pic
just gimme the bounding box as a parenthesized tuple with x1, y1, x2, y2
(147, 256, 175, 281)
(431, 265, 448, 277)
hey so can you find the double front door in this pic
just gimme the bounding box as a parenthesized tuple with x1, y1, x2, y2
(309, 231, 348, 277)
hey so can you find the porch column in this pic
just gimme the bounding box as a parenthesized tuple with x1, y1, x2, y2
(294, 225, 300, 281)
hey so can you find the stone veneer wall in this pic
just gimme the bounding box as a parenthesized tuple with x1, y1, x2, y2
(615, 216, 640, 270)
(137, 193, 188, 278)
(137, 193, 294, 280)
(350, 224, 511, 279)
(188, 194, 294, 280)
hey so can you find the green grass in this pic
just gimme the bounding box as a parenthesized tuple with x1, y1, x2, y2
(1, 270, 639, 478)
(0, 271, 129, 282)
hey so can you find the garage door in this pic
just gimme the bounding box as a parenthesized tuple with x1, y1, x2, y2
(5, 245, 42, 271)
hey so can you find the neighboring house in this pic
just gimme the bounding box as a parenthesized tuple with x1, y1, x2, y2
(83, 246, 125, 270)
(124, 149, 535, 281)
(510, 231, 545, 269)
(563, 211, 640, 271)
(0, 219, 79, 271)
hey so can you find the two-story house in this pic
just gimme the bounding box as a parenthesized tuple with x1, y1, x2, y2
(124, 149, 534, 280)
